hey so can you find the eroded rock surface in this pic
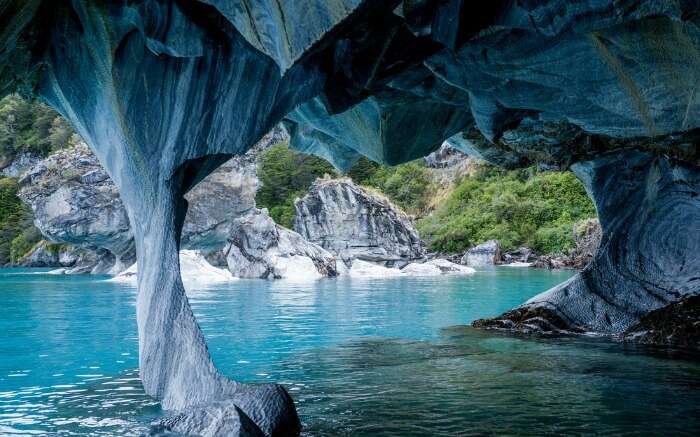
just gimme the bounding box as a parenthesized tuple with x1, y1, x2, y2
(294, 178, 425, 265)
(17, 129, 285, 273)
(4, 0, 700, 431)
(17, 143, 136, 274)
(225, 208, 338, 279)
(622, 295, 700, 349)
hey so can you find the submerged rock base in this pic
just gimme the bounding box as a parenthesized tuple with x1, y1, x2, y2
(474, 151, 700, 347)
(151, 400, 265, 437)
(472, 305, 584, 334)
(622, 295, 700, 350)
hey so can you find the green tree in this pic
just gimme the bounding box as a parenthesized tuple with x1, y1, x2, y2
(0, 177, 37, 264)
(256, 144, 336, 228)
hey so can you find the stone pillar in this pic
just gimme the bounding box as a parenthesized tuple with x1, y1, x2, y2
(124, 176, 299, 435)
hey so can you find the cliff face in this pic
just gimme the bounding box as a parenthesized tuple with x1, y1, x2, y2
(294, 178, 425, 265)
(17, 143, 135, 274)
(17, 129, 285, 272)
(3, 1, 699, 433)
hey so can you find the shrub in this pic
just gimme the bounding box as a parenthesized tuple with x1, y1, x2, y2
(416, 165, 596, 255)
(256, 144, 336, 228)
(10, 226, 42, 262)
(350, 159, 434, 215)
(0, 177, 36, 264)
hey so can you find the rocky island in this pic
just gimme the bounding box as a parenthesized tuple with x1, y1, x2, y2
(2, 1, 699, 436)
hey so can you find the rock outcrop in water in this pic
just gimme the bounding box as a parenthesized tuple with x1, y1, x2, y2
(3, 1, 700, 433)
(461, 240, 501, 267)
(17, 143, 136, 274)
(17, 129, 285, 273)
(294, 178, 424, 266)
(224, 208, 339, 279)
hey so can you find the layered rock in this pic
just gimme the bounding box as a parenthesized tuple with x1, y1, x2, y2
(294, 178, 425, 266)
(17, 129, 285, 273)
(18, 240, 114, 274)
(224, 208, 338, 280)
(17, 143, 135, 274)
(4, 0, 700, 432)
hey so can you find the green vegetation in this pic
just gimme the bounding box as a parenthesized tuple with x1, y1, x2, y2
(416, 166, 596, 254)
(255, 143, 336, 228)
(0, 177, 39, 264)
(349, 158, 434, 215)
(256, 144, 595, 256)
(0, 94, 76, 160)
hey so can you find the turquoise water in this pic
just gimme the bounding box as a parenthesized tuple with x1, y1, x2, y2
(0, 267, 698, 436)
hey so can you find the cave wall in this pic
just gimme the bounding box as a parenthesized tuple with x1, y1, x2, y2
(2, 0, 700, 434)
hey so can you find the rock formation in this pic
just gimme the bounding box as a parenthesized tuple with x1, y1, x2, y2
(461, 240, 501, 267)
(224, 208, 338, 279)
(0, 151, 40, 177)
(18, 240, 114, 274)
(17, 129, 285, 273)
(294, 178, 425, 266)
(3, 1, 699, 434)
(17, 143, 136, 274)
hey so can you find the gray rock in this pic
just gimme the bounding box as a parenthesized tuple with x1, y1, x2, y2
(568, 218, 602, 269)
(152, 401, 265, 437)
(17, 240, 61, 267)
(182, 128, 288, 250)
(423, 143, 469, 169)
(502, 247, 534, 265)
(0, 152, 40, 178)
(5, 0, 700, 429)
(224, 208, 338, 279)
(461, 240, 501, 267)
(17, 143, 136, 274)
(294, 178, 425, 265)
(17, 128, 286, 273)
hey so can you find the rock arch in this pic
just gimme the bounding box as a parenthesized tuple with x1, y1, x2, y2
(2, 0, 699, 434)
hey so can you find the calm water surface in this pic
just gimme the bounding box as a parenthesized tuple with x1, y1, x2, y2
(0, 267, 698, 436)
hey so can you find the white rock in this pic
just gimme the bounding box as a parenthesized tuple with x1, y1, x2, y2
(110, 250, 235, 285)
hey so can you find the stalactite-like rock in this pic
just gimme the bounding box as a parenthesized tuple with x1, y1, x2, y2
(2, 0, 700, 434)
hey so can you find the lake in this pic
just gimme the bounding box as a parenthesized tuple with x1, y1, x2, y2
(1, 267, 698, 436)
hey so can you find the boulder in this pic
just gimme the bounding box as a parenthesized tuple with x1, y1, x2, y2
(224, 208, 338, 280)
(502, 247, 534, 265)
(294, 178, 425, 266)
(461, 240, 501, 267)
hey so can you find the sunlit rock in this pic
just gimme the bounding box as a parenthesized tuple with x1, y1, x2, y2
(294, 178, 425, 266)
(224, 208, 338, 279)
